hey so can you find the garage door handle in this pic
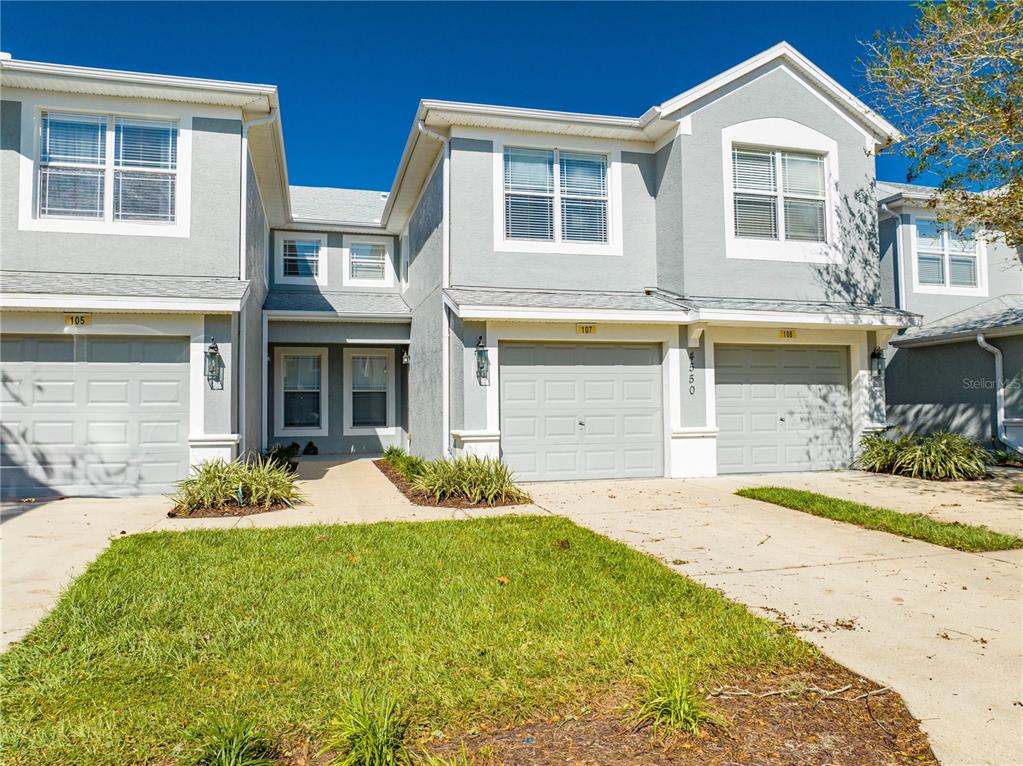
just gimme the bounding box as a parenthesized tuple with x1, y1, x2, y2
(578, 420, 585, 426)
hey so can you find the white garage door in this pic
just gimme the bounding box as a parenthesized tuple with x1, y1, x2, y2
(500, 343, 664, 481)
(1, 334, 190, 497)
(715, 344, 853, 473)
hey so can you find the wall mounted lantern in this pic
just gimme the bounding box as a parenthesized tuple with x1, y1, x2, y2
(401, 348, 410, 365)
(475, 335, 490, 385)
(870, 346, 886, 376)
(205, 338, 224, 389)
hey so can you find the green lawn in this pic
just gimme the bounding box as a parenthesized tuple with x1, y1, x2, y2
(0, 516, 812, 766)
(737, 487, 1023, 552)
(1013, 484, 1022, 494)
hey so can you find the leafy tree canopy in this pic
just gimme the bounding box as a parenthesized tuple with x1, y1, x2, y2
(863, 0, 1022, 248)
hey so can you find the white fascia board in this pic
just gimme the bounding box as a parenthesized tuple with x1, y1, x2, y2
(693, 308, 917, 328)
(658, 42, 902, 146)
(263, 309, 411, 324)
(284, 218, 390, 234)
(891, 325, 1022, 349)
(452, 305, 692, 324)
(0, 56, 277, 108)
(0, 293, 244, 313)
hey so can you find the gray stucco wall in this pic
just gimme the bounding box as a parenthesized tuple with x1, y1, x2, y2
(675, 64, 881, 303)
(266, 343, 408, 455)
(268, 230, 400, 293)
(240, 156, 269, 455)
(1, 97, 243, 278)
(203, 314, 235, 435)
(655, 137, 685, 295)
(448, 137, 658, 291)
(457, 319, 488, 432)
(885, 334, 1022, 446)
(877, 217, 899, 308)
(405, 163, 446, 458)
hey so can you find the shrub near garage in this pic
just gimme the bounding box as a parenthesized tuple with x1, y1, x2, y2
(168, 455, 304, 517)
(382, 448, 530, 506)
(856, 431, 989, 481)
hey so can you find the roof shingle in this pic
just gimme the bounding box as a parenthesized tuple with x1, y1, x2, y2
(0, 270, 249, 299)
(263, 289, 410, 316)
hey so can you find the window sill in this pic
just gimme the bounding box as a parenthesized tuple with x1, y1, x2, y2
(342, 277, 394, 289)
(277, 275, 325, 287)
(19, 216, 190, 238)
(343, 425, 398, 437)
(275, 425, 329, 438)
(724, 237, 841, 264)
(494, 238, 622, 257)
(913, 283, 987, 297)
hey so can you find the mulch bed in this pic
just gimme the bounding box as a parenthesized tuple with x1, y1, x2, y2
(166, 502, 291, 519)
(374, 459, 527, 509)
(416, 659, 936, 766)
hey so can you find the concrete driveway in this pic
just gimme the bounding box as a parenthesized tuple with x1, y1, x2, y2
(529, 476, 1023, 766)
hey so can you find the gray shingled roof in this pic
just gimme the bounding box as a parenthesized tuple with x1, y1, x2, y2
(0, 270, 249, 299)
(876, 180, 940, 201)
(673, 294, 919, 320)
(444, 288, 683, 312)
(893, 294, 1023, 346)
(289, 186, 388, 224)
(264, 289, 410, 316)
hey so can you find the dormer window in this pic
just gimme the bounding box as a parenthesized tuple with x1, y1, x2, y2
(732, 147, 826, 243)
(503, 147, 608, 244)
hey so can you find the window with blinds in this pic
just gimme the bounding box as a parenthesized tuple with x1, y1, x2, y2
(349, 243, 387, 281)
(732, 147, 826, 243)
(504, 147, 607, 244)
(282, 240, 321, 278)
(916, 219, 979, 288)
(38, 111, 178, 223)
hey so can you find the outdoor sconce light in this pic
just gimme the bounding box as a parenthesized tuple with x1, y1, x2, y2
(870, 346, 886, 376)
(205, 338, 224, 388)
(401, 349, 410, 365)
(475, 335, 490, 385)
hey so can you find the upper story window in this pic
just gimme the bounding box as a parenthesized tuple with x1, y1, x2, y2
(38, 111, 178, 223)
(503, 147, 608, 244)
(732, 147, 826, 243)
(275, 233, 327, 286)
(914, 219, 983, 292)
(343, 235, 394, 288)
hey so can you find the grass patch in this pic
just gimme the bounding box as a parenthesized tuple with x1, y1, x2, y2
(630, 670, 727, 737)
(1013, 485, 1023, 494)
(0, 516, 811, 765)
(737, 487, 1023, 552)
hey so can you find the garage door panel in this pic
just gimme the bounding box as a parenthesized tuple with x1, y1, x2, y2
(500, 342, 663, 481)
(716, 344, 852, 474)
(0, 334, 189, 497)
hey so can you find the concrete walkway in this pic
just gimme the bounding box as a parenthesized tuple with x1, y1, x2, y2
(529, 477, 1023, 766)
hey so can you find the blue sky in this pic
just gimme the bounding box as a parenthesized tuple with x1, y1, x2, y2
(2, 1, 922, 191)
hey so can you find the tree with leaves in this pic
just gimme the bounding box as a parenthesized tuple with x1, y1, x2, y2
(862, 0, 1022, 248)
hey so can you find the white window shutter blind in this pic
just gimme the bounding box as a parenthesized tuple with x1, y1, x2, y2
(504, 147, 554, 241)
(113, 118, 177, 222)
(560, 152, 607, 242)
(734, 194, 777, 239)
(38, 112, 106, 218)
(781, 153, 824, 196)
(732, 149, 775, 191)
(784, 199, 826, 241)
(917, 254, 945, 285)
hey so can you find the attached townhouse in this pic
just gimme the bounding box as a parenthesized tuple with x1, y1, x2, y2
(877, 182, 1023, 451)
(1, 43, 924, 497)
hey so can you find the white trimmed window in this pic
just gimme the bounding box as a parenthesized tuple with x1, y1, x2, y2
(503, 147, 608, 244)
(274, 347, 328, 437)
(38, 111, 178, 223)
(914, 219, 982, 291)
(342, 235, 394, 287)
(275, 233, 327, 286)
(732, 147, 826, 243)
(343, 348, 396, 435)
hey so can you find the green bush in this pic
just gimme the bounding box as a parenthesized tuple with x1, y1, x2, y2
(169, 456, 304, 513)
(856, 431, 989, 481)
(264, 441, 300, 469)
(322, 690, 411, 766)
(383, 450, 528, 506)
(630, 670, 726, 737)
(187, 715, 276, 766)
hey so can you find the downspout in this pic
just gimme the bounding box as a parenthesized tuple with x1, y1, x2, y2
(417, 120, 453, 456)
(976, 333, 1022, 452)
(239, 108, 278, 455)
(879, 202, 905, 310)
